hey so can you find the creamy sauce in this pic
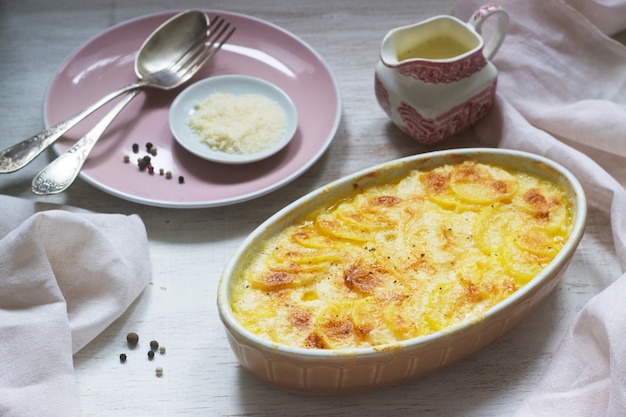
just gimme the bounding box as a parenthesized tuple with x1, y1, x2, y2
(397, 35, 472, 61)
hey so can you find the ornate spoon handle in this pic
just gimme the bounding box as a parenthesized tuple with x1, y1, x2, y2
(32, 90, 140, 195)
(0, 82, 142, 174)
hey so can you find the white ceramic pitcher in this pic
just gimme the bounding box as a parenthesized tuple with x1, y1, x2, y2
(375, 4, 508, 144)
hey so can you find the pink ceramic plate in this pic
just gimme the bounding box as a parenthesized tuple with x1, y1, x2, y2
(44, 10, 341, 208)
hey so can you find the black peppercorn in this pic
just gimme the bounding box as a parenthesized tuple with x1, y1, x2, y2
(148, 350, 155, 360)
(178, 175, 184, 184)
(126, 332, 139, 347)
(119, 353, 127, 363)
(132, 143, 139, 153)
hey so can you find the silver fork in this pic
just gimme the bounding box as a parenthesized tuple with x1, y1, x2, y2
(31, 18, 235, 195)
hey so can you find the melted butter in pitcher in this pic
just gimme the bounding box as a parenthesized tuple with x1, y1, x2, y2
(397, 35, 473, 61)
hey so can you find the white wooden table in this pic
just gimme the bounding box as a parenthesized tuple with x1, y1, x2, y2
(0, 1, 620, 415)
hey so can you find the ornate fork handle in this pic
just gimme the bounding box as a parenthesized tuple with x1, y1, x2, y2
(32, 90, 140, 195)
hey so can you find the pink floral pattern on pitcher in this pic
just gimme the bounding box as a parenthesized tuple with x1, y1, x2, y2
(398, 80, 497, 144)
(374, 76, 391, 116)
(473, 3, 501, 21)
(395, 50, 487, 84)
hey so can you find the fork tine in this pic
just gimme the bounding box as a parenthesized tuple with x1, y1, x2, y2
(177, 17, 227, 70)
(208, 15, 226, 33)
(181, 22, 236, 79)
(166, 16, 222, 75)
(190, 16, 234, 65)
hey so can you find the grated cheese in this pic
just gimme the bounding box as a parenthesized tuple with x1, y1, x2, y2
(188, 92, 287, 154)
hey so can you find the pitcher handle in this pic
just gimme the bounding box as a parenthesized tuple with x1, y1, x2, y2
(468, 3, 509, 60)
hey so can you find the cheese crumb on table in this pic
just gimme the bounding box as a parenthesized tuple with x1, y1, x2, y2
(188, 92, 287, 154)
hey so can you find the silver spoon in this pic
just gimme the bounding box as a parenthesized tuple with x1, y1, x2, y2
(0, 10, 213, 173)
(31, 17, 235, 195)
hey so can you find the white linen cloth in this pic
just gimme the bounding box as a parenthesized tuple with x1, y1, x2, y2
(451, 0, 626, 415)
(0, 195, 150, 416)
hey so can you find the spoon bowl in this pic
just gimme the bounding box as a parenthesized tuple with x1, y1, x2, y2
(135, 10, 211, 89)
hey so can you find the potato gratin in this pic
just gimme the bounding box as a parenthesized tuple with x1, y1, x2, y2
(231, 161, 573, 349)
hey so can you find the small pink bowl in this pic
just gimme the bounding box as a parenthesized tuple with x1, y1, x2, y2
(217, 148, 587, 393)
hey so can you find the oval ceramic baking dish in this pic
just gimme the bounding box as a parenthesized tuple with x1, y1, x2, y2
(217, 147, 587, 393)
